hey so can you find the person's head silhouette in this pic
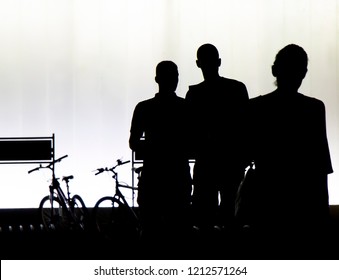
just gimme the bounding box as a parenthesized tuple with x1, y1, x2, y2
(196, 43, 221, 81)
(272, 44, 308, 93)
(155, 61, 179, 93)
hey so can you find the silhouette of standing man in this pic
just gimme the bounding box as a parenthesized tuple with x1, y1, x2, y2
(129, 61, 192, 249)
(186, 44, 249, 232)
(247, 44, 333, 246)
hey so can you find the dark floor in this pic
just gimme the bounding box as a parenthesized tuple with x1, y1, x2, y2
(1, 207, 339, 260)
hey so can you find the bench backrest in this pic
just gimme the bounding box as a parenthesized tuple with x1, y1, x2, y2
(0, 135, 54, 164)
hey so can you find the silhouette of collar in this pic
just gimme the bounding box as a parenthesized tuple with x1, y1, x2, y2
(274, 89, 301, 98)
(155, 91, 177, 98)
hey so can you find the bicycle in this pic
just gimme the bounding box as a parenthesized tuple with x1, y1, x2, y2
(28, 155, 89, 232)
(92, 159, 141, 240)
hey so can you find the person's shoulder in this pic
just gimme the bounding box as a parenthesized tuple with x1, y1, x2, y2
(299, 93, 325, 110)
(175, 95, 186, 102)
(299, 93, 323, 103)
(188, 81, 204, 91)
(250, 92, 269, 102)
(249, 92, 275, 109)
(169, 94, 186, 104)
(135, 96, 156, 109)
(250, 95, 263, 102)
(186, 82, 205, 100)
(221, 77, 246, 87)
(220, 77, 248, 96)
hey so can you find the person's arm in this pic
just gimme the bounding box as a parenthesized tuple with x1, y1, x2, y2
(238, 82, 251, 168)
(129, 103, 145, 154)
(185, 87, 198, 160)
(317, 100, 333, 175)
(240, 82, 249, 102)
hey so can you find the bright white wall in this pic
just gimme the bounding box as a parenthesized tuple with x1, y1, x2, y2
(0, 0, 338, 208)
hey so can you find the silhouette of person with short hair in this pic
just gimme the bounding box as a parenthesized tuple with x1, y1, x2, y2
(185, 44, 249, 232)
(129, 61, 192, 253)
(247, 44, 333, 253)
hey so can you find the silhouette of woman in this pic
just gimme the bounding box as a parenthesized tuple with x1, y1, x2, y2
(247, 44, 333, 240)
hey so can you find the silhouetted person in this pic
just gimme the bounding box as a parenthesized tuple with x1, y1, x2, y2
(185, 44, 249, 233)
(129, 61, 192, 254)
(247, 44, 333, 255)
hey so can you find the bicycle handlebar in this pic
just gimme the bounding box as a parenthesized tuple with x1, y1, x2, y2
(54, 154, 68, 163)
(27, 154, 68, 174)
(117, 159, 130, 166)
(94, 159, 131, 176)
(28, 166, 41, 174)
(94, 168, 106, 175)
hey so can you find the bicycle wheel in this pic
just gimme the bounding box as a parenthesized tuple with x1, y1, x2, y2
(71, 194, 89, 231)
(39, 195, 65, 231)
(93, 196, 134, 240)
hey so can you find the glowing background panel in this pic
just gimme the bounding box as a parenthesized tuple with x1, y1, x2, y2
(0, 0, 338, 208)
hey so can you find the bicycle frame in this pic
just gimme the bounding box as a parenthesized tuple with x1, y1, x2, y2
(29, 155, 88, 232)
(29, 155, 75, 223)
(49, 179, 73, 220)
(95, 159, 139, 221)
(115, 183, 140, 222)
